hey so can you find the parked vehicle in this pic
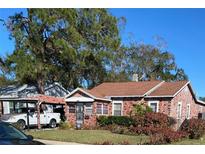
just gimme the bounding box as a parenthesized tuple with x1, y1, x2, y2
(0, 122, 44, 145)
(1, 108, 61, 130)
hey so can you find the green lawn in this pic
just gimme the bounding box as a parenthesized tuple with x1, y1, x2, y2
(173, 137, 205, 145)
(26, 129, 148, 145)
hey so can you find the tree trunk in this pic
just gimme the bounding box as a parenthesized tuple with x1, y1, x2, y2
(37, 74, 45, 94)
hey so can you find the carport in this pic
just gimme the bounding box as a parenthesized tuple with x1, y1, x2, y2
(0, 94, 65, 129)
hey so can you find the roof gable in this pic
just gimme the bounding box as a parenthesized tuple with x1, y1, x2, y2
(146, 81, 189, 97)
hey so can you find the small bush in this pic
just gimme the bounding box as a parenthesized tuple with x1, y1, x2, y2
(59, 121, 73, 130)
(109, 124, 131, 134)
(95, 141, 114, 145)
(180, 118, 205, 139)
(120, 140, 130, 145)
(144, 129, 188, 145)
(12, 122, 23, 130)
(133, 104, 152, 116)
(143, 112, 171, 128)
(97, 116, 135, 127)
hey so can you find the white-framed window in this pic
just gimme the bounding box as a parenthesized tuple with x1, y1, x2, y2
(148, 101, 159, 112)
(177, 102, 182, 119)
(96, 103, 108, 115)
(186, 104, 191, 119)
(112, 101, 123, 116)
(85, 103, 93, 115)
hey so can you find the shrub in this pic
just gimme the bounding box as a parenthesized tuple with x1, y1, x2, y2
(109, 124, 131, 134)
(12, 122, 23, 130)
(59, 121, 73, 130)
(144, 129, 188, 145)
(97, 116, 135, 127)
(143, 112, 171, 128)
(180, 118, 205, 139)
(95, 141, 114, 145)
(120, 140, 130, 145)
(133, 104, 152, 116)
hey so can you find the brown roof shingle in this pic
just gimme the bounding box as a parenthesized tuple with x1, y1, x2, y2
(90, 81, 163, 97)
(147, 81, 189, 97)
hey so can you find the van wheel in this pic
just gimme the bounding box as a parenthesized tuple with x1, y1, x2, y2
(17, 120, 26, 130)
(49, 119, 57, 128)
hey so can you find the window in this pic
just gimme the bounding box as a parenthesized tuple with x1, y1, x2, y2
(96, 103, 108, 115)
(85, 103, 93, 115)
(148, 101, 159, 112)
(177, 102, 182, 119)
(112, 101, 123, 116)
(186, 104, 191, 119)
(68, 104, 76, 113)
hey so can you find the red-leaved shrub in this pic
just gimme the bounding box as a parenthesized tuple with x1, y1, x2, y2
(180, 118, 205, 139)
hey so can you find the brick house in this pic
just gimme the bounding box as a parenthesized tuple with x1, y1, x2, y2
(64, 80, 205, 128)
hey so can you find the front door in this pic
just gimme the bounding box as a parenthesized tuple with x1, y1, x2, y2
(76, 103, 84, 128)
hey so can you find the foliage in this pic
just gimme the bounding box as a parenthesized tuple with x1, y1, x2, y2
(132, 112, 176, 128)
(111, 43, 188, 82)
(143, 112, 175, 128)
(109, 124, 131, 135)
(97, 116, 135, 127)
(132, 104, 152, 116)
(199, 97, 205, 102)
(59, 121, 73, 130)
(2, 9, 122, 93)
(147, 130, 188, 145)
(180, 119, 205, 139)
(12, 122, 23, 130)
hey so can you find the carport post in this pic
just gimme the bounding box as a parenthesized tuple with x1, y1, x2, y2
(26, 102, 30, 131)
(37, 101, 41, 129)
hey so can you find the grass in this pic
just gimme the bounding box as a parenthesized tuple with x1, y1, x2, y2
(26, 129, 148, 145)
(173, 136, 205, 145)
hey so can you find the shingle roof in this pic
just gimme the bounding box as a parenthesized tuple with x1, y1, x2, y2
(147, 81, 189, 97)
(0, 82, 68, 98)
(90, 81, 163, 97)
(27, 94, 65, 104)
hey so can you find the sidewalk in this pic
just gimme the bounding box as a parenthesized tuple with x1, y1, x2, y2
(35, 139, 84, 145)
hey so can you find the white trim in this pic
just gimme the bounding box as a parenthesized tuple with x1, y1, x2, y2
(148, 101, 159, 112)
(197, 99, 205, 105)
(107, 95, 144, 98)
(186, 104, 191, 119)
(177, 102, 182, 119)
(145, 95, 174, 98)
(112, 100, 123, 116)
(65, 97, 94, 102)
(144, 81, 165, 96)
(96, 103, 109, 115)
(65, 88, 111, 102)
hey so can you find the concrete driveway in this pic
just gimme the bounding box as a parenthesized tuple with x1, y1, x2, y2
(35, 139, 84, 145)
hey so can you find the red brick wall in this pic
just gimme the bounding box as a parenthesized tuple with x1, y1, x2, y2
(65, 87, 205, 128)
(170, 85, 205, 128)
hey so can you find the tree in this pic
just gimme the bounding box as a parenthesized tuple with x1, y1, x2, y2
(111, 42, 188, 82)
(3, 9, 121, 93)
(199, 97, 205, 102)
